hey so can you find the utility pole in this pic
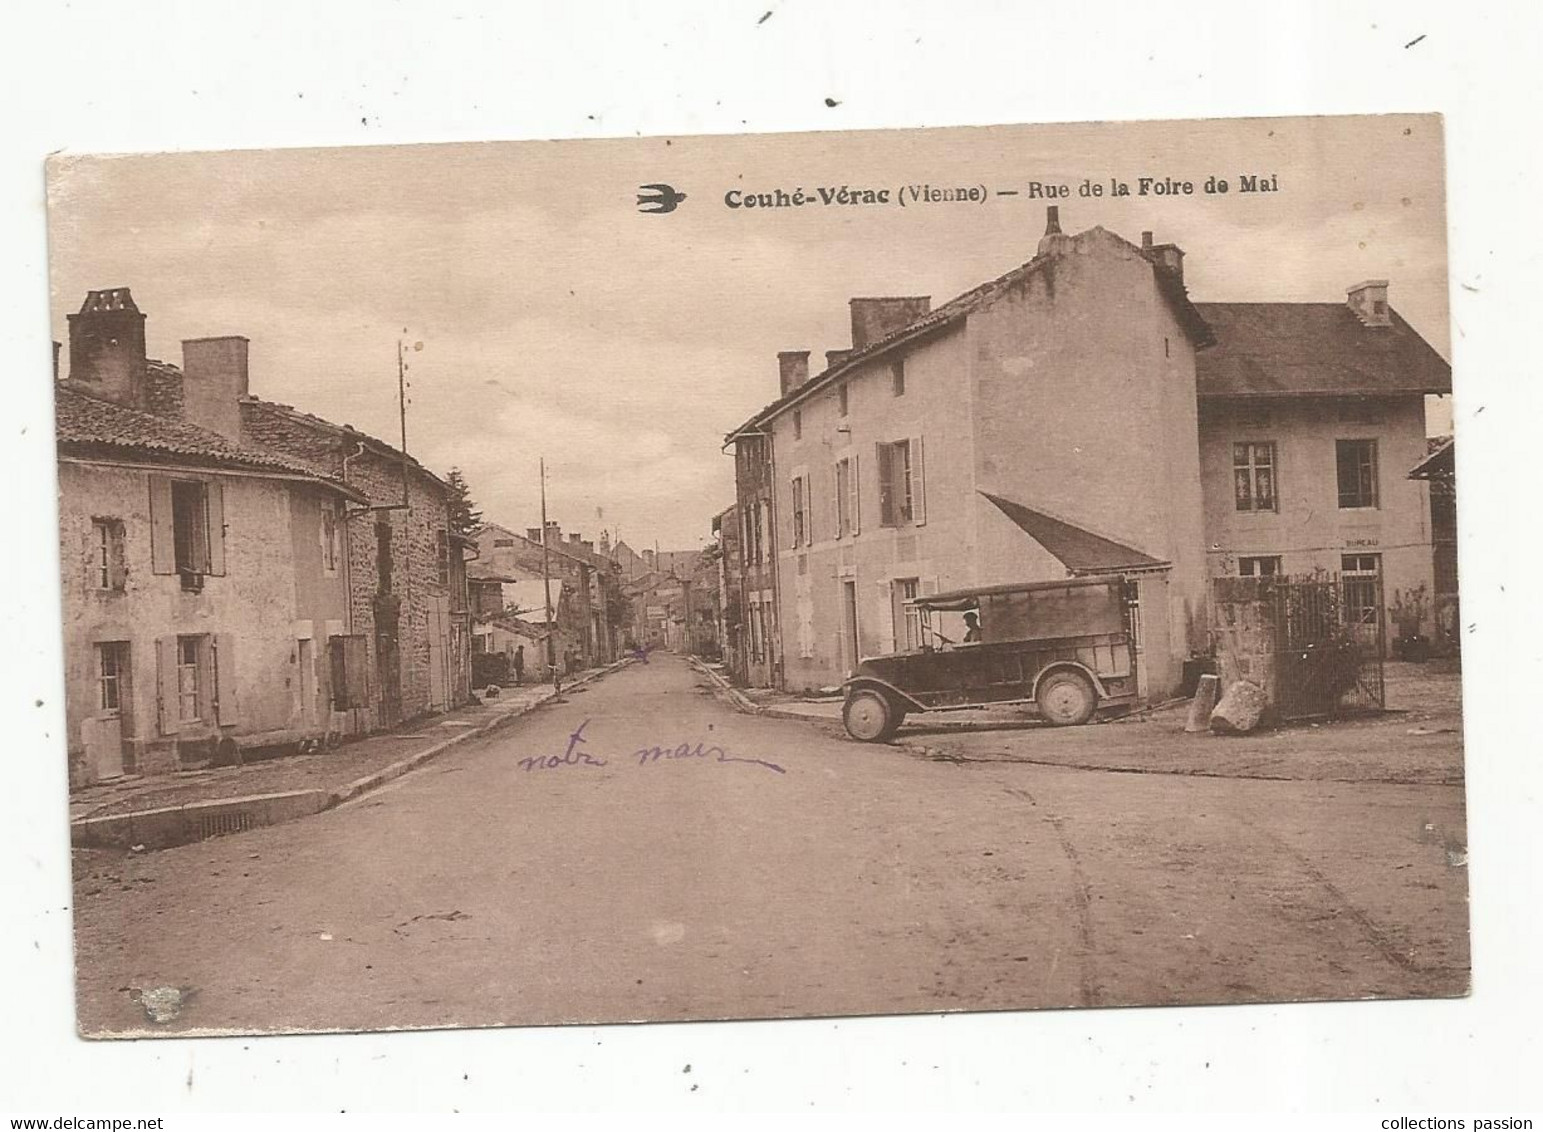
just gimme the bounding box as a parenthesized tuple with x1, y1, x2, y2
(540, 456, 556, 688)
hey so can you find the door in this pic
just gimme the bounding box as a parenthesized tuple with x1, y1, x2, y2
(428, 594, 450, 711)
(842, 580, 860, 674)
(891, 578, 920, 653)
(87, 641, 130, 779)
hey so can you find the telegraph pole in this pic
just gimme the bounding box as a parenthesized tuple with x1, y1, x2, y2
(540, 457, 556, 688)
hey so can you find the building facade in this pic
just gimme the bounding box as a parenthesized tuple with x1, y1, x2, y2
(727, 213, 1212, 697)
(241, 400, 473, 726)
(1194, 291, 1451, 646)
(725, 211, 1451, 700)
(56, 289, 370, 787)
(472, 521, 621, 666)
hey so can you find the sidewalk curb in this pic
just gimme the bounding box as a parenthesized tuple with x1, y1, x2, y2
(72, 658, 634, 851)
(687, 656, 763, 715)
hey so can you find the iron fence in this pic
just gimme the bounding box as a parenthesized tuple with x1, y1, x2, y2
(1210, 573, 1385, 720)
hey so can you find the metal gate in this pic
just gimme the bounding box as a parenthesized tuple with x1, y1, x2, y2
(1210, 573, 1385, 720)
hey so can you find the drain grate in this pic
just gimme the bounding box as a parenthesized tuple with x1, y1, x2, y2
(193, 809, 255, 840)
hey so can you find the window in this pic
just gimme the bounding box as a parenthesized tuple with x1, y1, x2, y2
(1237, 555, 1282, 577)
(791, 476, 806, 546)
(837, 382, 849, 417)
(793, 410, 802, 440)
(877, 440, 914, 526)
(436, 528, 450, 585)
(835, 458, 852, 537)
(177, 635, 203, 722)
(1336, 439, 1380, 509)
(92, 518, 126, 591)
(1341, 553, 1382, 626)
(320, 501, 338, 574)
(97, 641, 128, 713)
(149, 475, 223, 588)
(1232, 442, 1278, 512)
(892, 358, 906, 397)
(893, 578, 920, 651)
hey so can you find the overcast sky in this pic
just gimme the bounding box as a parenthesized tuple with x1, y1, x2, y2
(47, 114, 1449, 550)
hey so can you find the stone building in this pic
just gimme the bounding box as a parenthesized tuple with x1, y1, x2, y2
(724, 208, 1450, 699)
(472, 521, 621, 666)
(55, 289, 369, 787)
(240, 398, 473, 726)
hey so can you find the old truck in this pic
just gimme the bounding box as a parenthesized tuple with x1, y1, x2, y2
(840, 575, 1140, 742)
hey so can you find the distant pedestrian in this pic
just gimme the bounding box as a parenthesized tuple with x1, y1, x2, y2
(513, 644, 525, 685)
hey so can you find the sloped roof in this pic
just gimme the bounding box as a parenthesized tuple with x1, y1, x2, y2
(240, 396, 452, 492)
(1193, 303, 1451, 399)
(55, 382, 367, 501)
(980, 490, 1168, 575)
(1408, 437, 1455, 481)
(727, 226, 1213, 439)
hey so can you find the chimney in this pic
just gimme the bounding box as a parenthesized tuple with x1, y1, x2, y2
(1347, 280, 1392, 327)
(52, 341, 61, 382)
(644, 548, 656, 569)
(826, 348, 854, 370)
(598, 531, 611, 556)
(582, 539, 595, 555)
(545, 520, 561, 545)
(1148, 244, 1185, 284)
(778, 350, 810, 397)
(568, 532, 582, 546)
(526, 527, 543, 543)
(180, 336, 250, 441)
(848, 297, 931, 351)
(1141, 231, 1153, 251)
(1037, 206, 1073, 258)
(66, 288, 147, 408)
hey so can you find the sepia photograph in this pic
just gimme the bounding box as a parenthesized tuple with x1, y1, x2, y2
(45, 113, 1467, 1039)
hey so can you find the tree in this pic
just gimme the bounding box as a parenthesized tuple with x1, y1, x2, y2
(445, 467, 482, 538)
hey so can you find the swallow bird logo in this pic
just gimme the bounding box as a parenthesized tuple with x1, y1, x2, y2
(637, 183, 687, 214)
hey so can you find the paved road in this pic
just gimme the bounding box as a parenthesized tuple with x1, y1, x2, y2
(72, 655, 1469, 1036)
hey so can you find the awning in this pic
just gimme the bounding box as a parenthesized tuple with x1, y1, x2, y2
(979, 490, 1169, 575)
(1408, 438, 1454, 481)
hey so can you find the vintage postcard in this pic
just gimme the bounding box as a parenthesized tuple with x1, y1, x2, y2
(47, 114, 1465, 1037)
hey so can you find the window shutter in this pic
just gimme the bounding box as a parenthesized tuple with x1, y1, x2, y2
(852, 454, 861, 535)
(804, 477, 815, 544)
(149, 476, 176, 574)
(109, 525, 128, 589)
(205, 481, 226, 575)
(345, 635, 371, 706)
(911, 435, 927, 526)
(832, 463, 842, 539)
(155, 636, 180, 735)
(213, 633, 240, 725)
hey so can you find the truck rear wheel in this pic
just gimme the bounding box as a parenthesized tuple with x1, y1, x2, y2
(1037, 669, 1097, 726)
(843, 689, 901, 742)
